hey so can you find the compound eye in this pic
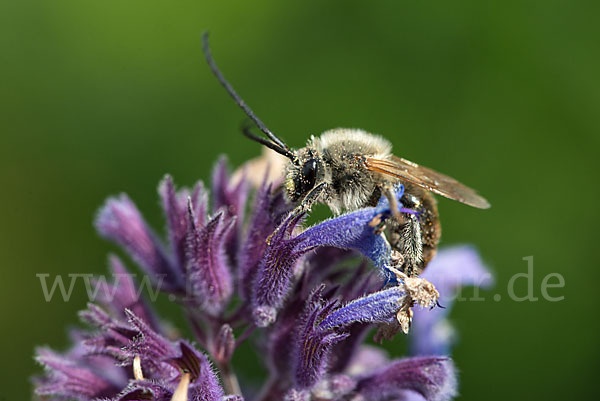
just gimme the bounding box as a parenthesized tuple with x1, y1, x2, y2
(300, 158, 317, 192)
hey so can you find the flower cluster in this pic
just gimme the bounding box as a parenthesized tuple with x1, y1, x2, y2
(33, 157, 491, 401)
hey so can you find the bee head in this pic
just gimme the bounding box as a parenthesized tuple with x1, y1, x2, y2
(285, 150, 324, 202)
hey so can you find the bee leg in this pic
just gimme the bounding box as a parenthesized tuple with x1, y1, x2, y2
(266, 182, 327, 245)
(399, 213, 423, 277)
(297, 181, 328, 213)
(387, 191, 426, 277)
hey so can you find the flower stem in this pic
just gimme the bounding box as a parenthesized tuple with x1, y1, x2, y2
(218, 360, 242, 396)
(235, 324, 256, 347)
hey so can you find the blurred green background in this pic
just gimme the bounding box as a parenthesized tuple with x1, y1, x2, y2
(1, 0, 599, 399)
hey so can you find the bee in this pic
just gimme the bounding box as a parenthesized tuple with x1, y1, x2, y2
(202, 33, 490, 277)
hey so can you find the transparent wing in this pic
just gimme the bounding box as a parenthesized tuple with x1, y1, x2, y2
(364, 155, 491, 209)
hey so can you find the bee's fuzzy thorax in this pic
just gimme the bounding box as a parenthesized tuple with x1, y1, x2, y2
(310, 128, 393, 160)
(281, 128, 395, 214)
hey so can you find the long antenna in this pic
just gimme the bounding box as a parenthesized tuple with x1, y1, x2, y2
(240, 122, 293, 158)
(202, 32, 295, 160)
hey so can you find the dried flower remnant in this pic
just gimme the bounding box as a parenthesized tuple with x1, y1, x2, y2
(33, 157, 491, 401)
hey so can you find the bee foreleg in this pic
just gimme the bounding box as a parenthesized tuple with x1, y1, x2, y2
(297, 182, 327, 213)
(266, 182, 327, 245)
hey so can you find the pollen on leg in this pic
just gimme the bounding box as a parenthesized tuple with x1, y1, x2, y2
(396, 304, 413, 334)
(133, 355, 144, 381)
(404, 277, 439, 308)
(387, 266, 439, 308)
(387, 265, 439, 334)
(170, 372, 191, 401)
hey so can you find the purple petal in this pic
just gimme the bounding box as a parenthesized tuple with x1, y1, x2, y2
(214, 324, 235, 363)
(95, 194, 181, 291)
(35, 347, 120, 400)
(191, 180, 209, 227)
(321, 265, 380, 374)
(410, 246, 493, 356)
(123, 309, 179, 378)
(159, 175, 191, 272)
(212, 156, 250, 264)
(170, 342, 225, 401)
(78, 303, 137, 361)
(251, 212, 306, 326)
(238, 176, 290, 300)
(93, 255, 160, 330)
(354, 357, 457, 401)
(293, 292, 349, 389)
(265, 293, 307, 377)
(185, 207, 234, 315)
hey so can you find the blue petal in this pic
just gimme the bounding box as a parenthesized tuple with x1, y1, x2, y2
(295, 184, 407, 273)
(318, 287, 406, 330)
(251, 186, 409, 325)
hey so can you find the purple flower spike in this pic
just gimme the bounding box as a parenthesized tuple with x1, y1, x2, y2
(35, 157, 487, 401)
(354, 357, 457, 401)
(410, 246, 493, 356)
(95, 194, 181, 291)
(185, 205, 235, 315)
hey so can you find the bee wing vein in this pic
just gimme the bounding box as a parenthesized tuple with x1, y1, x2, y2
(364, 156, 490, 209)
